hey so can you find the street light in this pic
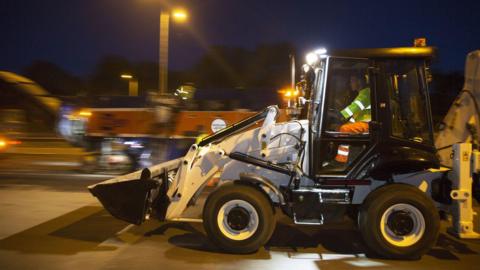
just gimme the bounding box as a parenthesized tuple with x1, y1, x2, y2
(159, 8, 188, 94)
(172, 8, 188, 22)
(120, 74, 139, 96)
(120, 74, 133, 79)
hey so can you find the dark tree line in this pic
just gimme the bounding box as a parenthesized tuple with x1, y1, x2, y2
(21, 43, 465, 121)
(23, 61, 85, 96)
(189, 43, 296, 88)
(22, 43, 296, 97)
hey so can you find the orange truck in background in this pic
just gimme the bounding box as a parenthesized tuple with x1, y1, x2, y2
(65, 91, 286, 173)
(83, 109, 267, 139)
(85, 108, 156, 138)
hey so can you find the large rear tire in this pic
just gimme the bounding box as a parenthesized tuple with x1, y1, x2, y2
(203, 182, 275, 254)
(358, 184, 439, 259)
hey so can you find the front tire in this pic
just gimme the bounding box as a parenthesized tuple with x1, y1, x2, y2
(203, 182, 275, 254)
(358, 184, 439, 259)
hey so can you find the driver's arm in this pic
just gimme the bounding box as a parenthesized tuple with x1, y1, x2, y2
(340, 88, 370, 120)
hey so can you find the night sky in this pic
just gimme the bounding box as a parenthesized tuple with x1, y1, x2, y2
(1, 0, 479, 76)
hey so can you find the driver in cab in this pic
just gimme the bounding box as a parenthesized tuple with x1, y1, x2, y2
(339, 74, 371, 133)
(332, 73, 371, 165)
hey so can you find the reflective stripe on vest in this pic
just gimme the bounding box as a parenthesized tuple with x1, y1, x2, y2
(335, 144, 349, 163)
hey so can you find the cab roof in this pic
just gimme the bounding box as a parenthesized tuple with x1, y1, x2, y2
(329, 47, 436, 59)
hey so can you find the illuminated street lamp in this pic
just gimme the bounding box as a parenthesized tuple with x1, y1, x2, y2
(120, 74, 139, 96)
(120, 74, 133, 79)
(172, 8, 188, 22)
(159, 8, 188, 94)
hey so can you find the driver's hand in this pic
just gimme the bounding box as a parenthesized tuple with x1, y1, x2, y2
(329, 109, 345, 122)
(327, 109, 347, 129)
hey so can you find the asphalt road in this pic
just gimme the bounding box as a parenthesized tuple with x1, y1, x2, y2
(0, 138, 480, 269)
(0, 171, 479, 270)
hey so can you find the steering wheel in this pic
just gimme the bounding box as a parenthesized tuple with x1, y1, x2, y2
(327, 108, 345, 124)
(324, 109, 347, 132)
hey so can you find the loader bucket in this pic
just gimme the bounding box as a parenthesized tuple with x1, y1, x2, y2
(88, 158, 181, 225)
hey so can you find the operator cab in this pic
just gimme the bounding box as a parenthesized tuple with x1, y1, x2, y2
(300, 47, 439, 181)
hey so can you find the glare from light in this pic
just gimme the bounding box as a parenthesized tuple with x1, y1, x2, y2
(314, 48, 327, 55)
(78, 110, 92, 117)
(278, 87, 296, 99)
(124, 141, 144, 149)
(306, 52, 319, 66)
(283, 88, 296, 98)
(302, 64, 310, 73)
(120, 74, 133, 79)
(172, 8, 188, 22)
(0, 140, 6, 148)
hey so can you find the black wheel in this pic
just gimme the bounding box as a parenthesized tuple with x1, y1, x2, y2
(203, 182, 275, 254)
(358, 184, 440, 259)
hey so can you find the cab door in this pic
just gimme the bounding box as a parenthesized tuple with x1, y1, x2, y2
(311, 57, 377, 179)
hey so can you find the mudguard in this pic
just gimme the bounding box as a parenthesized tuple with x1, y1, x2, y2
(369, 146, 439, 179)
(238, 172, 286, 205)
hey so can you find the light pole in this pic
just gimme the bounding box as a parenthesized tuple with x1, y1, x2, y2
(121, 74, 139, 96)
(159, 8, 188, 94)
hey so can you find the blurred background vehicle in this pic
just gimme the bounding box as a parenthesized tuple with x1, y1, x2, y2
(0, 70, 285, 174)
(0, 71, 61, 135)
(61, 88, 285, 173)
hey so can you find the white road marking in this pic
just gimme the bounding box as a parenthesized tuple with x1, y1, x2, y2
(98, 224, 135, 248)
(346, 259, 388, 267)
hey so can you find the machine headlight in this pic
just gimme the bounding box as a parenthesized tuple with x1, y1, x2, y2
(306, 48, 328, 66)
(306, 53, 319, 66)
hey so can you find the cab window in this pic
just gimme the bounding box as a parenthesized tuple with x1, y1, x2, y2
(323, 58, 371, 134)
(314, 58, 371, 175)
(383, 60, 432, 143)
